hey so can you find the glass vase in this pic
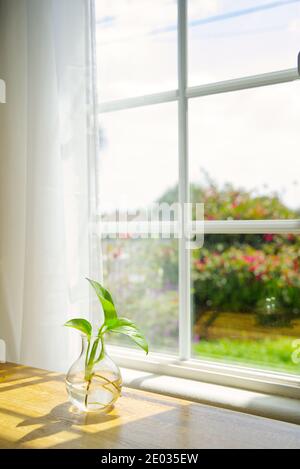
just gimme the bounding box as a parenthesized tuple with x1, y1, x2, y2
(66, 335, 122, 412)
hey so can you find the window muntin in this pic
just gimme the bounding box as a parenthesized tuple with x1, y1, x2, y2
(95, 0, 300, 379)
(189, 0, 300, 86)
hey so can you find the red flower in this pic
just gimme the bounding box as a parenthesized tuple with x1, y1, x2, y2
(263, 233, 274, 242)
(195, 259, 206, 270)
(293, 259, 299, 272)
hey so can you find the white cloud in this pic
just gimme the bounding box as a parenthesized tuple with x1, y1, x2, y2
(96, 0, 176, 41)
(188, 0, 220, 20)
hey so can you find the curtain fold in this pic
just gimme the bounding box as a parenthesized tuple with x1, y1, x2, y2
(0, 0, 97, 371)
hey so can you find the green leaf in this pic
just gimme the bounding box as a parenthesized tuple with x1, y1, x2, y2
(86, 278, 117, 322)
(64, 318, 92, 337)
(104, 317, 148, 354)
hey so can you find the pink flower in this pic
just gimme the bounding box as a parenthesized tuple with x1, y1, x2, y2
(243, 255, 256, 264)
(193, 334, 200, 343)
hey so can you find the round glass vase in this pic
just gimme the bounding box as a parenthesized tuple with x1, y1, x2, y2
(66, 335, 122, 412)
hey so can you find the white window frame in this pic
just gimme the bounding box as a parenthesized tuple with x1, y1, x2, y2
(93, 0, 300, 397)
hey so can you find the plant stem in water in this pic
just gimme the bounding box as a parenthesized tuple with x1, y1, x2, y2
(85, 378, 92, 409)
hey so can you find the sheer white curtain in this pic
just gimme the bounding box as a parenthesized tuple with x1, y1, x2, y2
(0, 0, 99, 371)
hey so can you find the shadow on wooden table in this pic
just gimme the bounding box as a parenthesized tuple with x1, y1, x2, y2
(0, 363, 56, 386)
(15, 402, 119, 447)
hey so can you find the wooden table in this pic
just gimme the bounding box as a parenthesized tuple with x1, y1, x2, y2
(0, 362, 300, 449)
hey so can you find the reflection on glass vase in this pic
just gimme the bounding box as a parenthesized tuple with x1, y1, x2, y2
(66, 335, 122, 412)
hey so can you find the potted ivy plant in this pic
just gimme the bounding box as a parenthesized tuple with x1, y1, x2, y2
(64, 278, 148, 412)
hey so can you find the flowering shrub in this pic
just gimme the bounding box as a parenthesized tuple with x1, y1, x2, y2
(102, 177, 300, 344)
(159, 178, 299, 221)
(192, 237, 300, 324)
(159, 177, 300, 326)
(191, 181, 299, 221)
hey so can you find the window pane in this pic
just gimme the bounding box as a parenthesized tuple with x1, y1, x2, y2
(99, 102, 178, 216)
(189, 0, 300, 85)
(190, 81, 300, 219)
(95, 0, 177, 101)
(191, 233, 300, 373)
(103, 238, 178, 353)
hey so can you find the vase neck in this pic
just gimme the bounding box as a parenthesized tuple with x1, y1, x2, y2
(81, 335, 104, 355)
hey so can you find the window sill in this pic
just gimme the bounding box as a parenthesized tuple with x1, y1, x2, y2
(108, 345, 300, 402)
(121, 367, 300, 425)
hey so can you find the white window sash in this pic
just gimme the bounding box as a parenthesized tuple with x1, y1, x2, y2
(95, 0, 300, 368)
(101, 219, 300, 236)
(99, 68, 299, 113)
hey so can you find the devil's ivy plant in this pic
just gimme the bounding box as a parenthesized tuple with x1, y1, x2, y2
(64, 278, 148, 382)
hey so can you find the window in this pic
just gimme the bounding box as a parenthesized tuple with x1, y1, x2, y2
(94, 0, 300, 391)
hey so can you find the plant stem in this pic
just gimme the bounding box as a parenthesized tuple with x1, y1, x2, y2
(94, 373, 121, 392)
(85, 337, 91, 368)
(85, 378, 92, 409)
(83, 335, 107, 408)
(95, 336, 105, 363)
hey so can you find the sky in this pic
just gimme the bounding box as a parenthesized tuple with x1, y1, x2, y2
(95, 0, 300, 214)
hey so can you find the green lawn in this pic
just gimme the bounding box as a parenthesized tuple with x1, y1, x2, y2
(193, 337, 300, 374)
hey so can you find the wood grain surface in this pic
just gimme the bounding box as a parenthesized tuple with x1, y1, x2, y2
(0, 362, 299, 449)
